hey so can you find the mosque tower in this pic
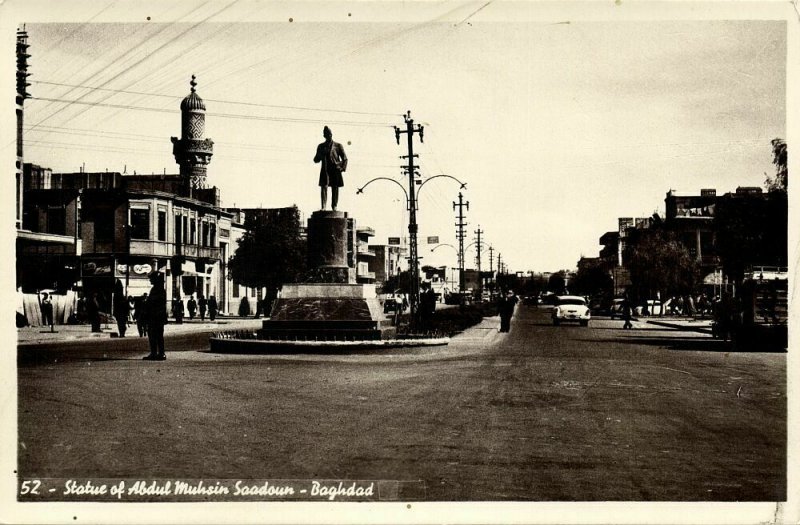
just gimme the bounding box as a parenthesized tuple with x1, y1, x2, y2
(171, 75, 214, 193)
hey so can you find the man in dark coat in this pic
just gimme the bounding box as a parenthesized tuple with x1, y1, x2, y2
(144, 272, 168, 361)
(621, 294, 633, 330)
(198, 295, 207, 321)
(187, 295, 197, 320)
(498, 290, 518, 333)
(87, 292, 102, 333)
(113, 280, 129, 337)
(313, 125, 348, 211)
(134, 293, 148, 337)
(208, 295, 218, 321)
(173, 296, 184, 324)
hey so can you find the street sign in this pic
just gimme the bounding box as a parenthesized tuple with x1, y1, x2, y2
(427, 236, 439, 244)
(388, 237, 401, 245)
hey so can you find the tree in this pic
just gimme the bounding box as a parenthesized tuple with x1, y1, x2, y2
(228, 206, 306, 312)
(627, 228, 700, 302)
(765, 138, 787, 193)
(547, 271, 567, 294)
(382, 270, 412, 294)
(572, 262, 613, 298)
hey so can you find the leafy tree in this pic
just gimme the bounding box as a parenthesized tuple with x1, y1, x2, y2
(572, 262, 613, 297)
(547, 271, 567, 294)
(382, 270, 412, 294)
(627, 228, 700, 302)
(228, 206, 307, 312)
(765, 138, 787, 193)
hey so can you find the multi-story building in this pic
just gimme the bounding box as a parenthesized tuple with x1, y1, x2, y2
(355, 227, 376, 284)
(664, 188, 718, 273)
(18, 78, 237, 316)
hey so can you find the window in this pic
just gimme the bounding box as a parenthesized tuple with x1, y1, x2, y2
(129, 209, 150, 240)
(210, 224, 216, 247)
(174, 214, 182, 245)
(46, 205, 66, 235)
(202, 222, 209, 247)
(190, 219, 196, 245)
(233, 282, 240, 298)
(219, 228, 229, 239)
(157, 210, 167, 241)
(182, 216, 188, 246)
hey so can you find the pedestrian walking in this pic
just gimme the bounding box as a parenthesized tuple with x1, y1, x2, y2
(143, 272, 168, 361)
(113, 280, 129, 337)
(134, 293, 149, 337)
(498, 289, 518, 333)
(198, 295, 207, 321)
(187, 295, 197, 320)
(173, 296, 184, 324)
(208, 295, 218, 321)
(621, 294, 633, 330)
(40, 292, 54, 328)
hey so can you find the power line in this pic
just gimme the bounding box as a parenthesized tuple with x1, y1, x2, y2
(32, 80, 400, 118)
(30, 96, 394, 127)
(27, 0, 237, 132)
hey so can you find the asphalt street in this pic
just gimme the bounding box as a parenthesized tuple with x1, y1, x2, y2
(17, 306, 786, 501)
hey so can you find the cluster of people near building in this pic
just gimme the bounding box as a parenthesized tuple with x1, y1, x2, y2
(170, 294, 218, 324)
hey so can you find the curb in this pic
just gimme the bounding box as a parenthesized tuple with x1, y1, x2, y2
(646, 319, 713, 335)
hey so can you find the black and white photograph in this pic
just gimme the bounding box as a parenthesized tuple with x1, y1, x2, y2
(2, 0, 797, 523)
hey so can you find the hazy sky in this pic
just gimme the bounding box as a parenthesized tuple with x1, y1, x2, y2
(7, 2, 787, 272)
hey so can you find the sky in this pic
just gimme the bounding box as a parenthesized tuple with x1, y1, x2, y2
(4, 1, 787, 273)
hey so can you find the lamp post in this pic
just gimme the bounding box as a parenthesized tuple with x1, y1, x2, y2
(357, 174, 466, 330)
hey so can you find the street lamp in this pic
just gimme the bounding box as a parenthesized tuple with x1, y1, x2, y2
(357, 173, 466, 331)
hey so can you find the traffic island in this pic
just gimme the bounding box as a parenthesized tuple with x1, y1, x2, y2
(208, 209, 450, 354)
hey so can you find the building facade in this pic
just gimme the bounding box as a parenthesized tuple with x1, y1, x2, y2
(17, 78, 236, 317)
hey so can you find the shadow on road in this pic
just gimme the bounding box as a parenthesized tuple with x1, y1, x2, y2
(582, 335, 786, 353)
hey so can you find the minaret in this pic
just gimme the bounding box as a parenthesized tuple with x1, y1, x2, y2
(171, 75, 214, 194)
(16, 26, 31, 229)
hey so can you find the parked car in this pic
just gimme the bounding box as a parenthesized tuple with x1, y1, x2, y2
(552, 295, 591, 326)
(383, 293, 408, 314)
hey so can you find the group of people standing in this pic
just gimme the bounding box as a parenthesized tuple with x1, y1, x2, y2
(172, 294, 218, 323)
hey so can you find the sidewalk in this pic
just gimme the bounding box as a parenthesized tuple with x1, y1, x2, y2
(17, 317, 265, 345)
(645, 316, 713, 335)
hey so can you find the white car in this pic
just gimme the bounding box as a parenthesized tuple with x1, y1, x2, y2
(552, 295, 591, 326)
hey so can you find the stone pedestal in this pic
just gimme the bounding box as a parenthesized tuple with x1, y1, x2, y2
(307, 210, 348, 269)
(260, 283, 385, 341)
(259, 210, 386, 341)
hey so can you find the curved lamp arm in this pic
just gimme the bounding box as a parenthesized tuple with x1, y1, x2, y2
(430, 243, 457, 253)
(417, 174, 467, 197)
(356, 177, 409, 204)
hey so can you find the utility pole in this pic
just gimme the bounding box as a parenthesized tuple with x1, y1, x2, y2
(488, 245, 494, 293)
(394, 111, 424, 328)
(497, 253, 503, 277)
(453, 192, 468, 294)
(474, 227, 483, 298)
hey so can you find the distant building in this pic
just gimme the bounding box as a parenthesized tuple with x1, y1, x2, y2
(664, 188, 718, 271)
(355, 227, 376, 284)
(367, 243, 405, 289)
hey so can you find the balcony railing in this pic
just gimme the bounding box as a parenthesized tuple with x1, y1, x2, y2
(129, 240, 222, 260)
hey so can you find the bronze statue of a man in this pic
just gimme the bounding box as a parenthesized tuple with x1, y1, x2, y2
(314, 125, 348, 211)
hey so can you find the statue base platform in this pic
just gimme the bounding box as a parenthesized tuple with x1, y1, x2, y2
(259, 283, 385, 341)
